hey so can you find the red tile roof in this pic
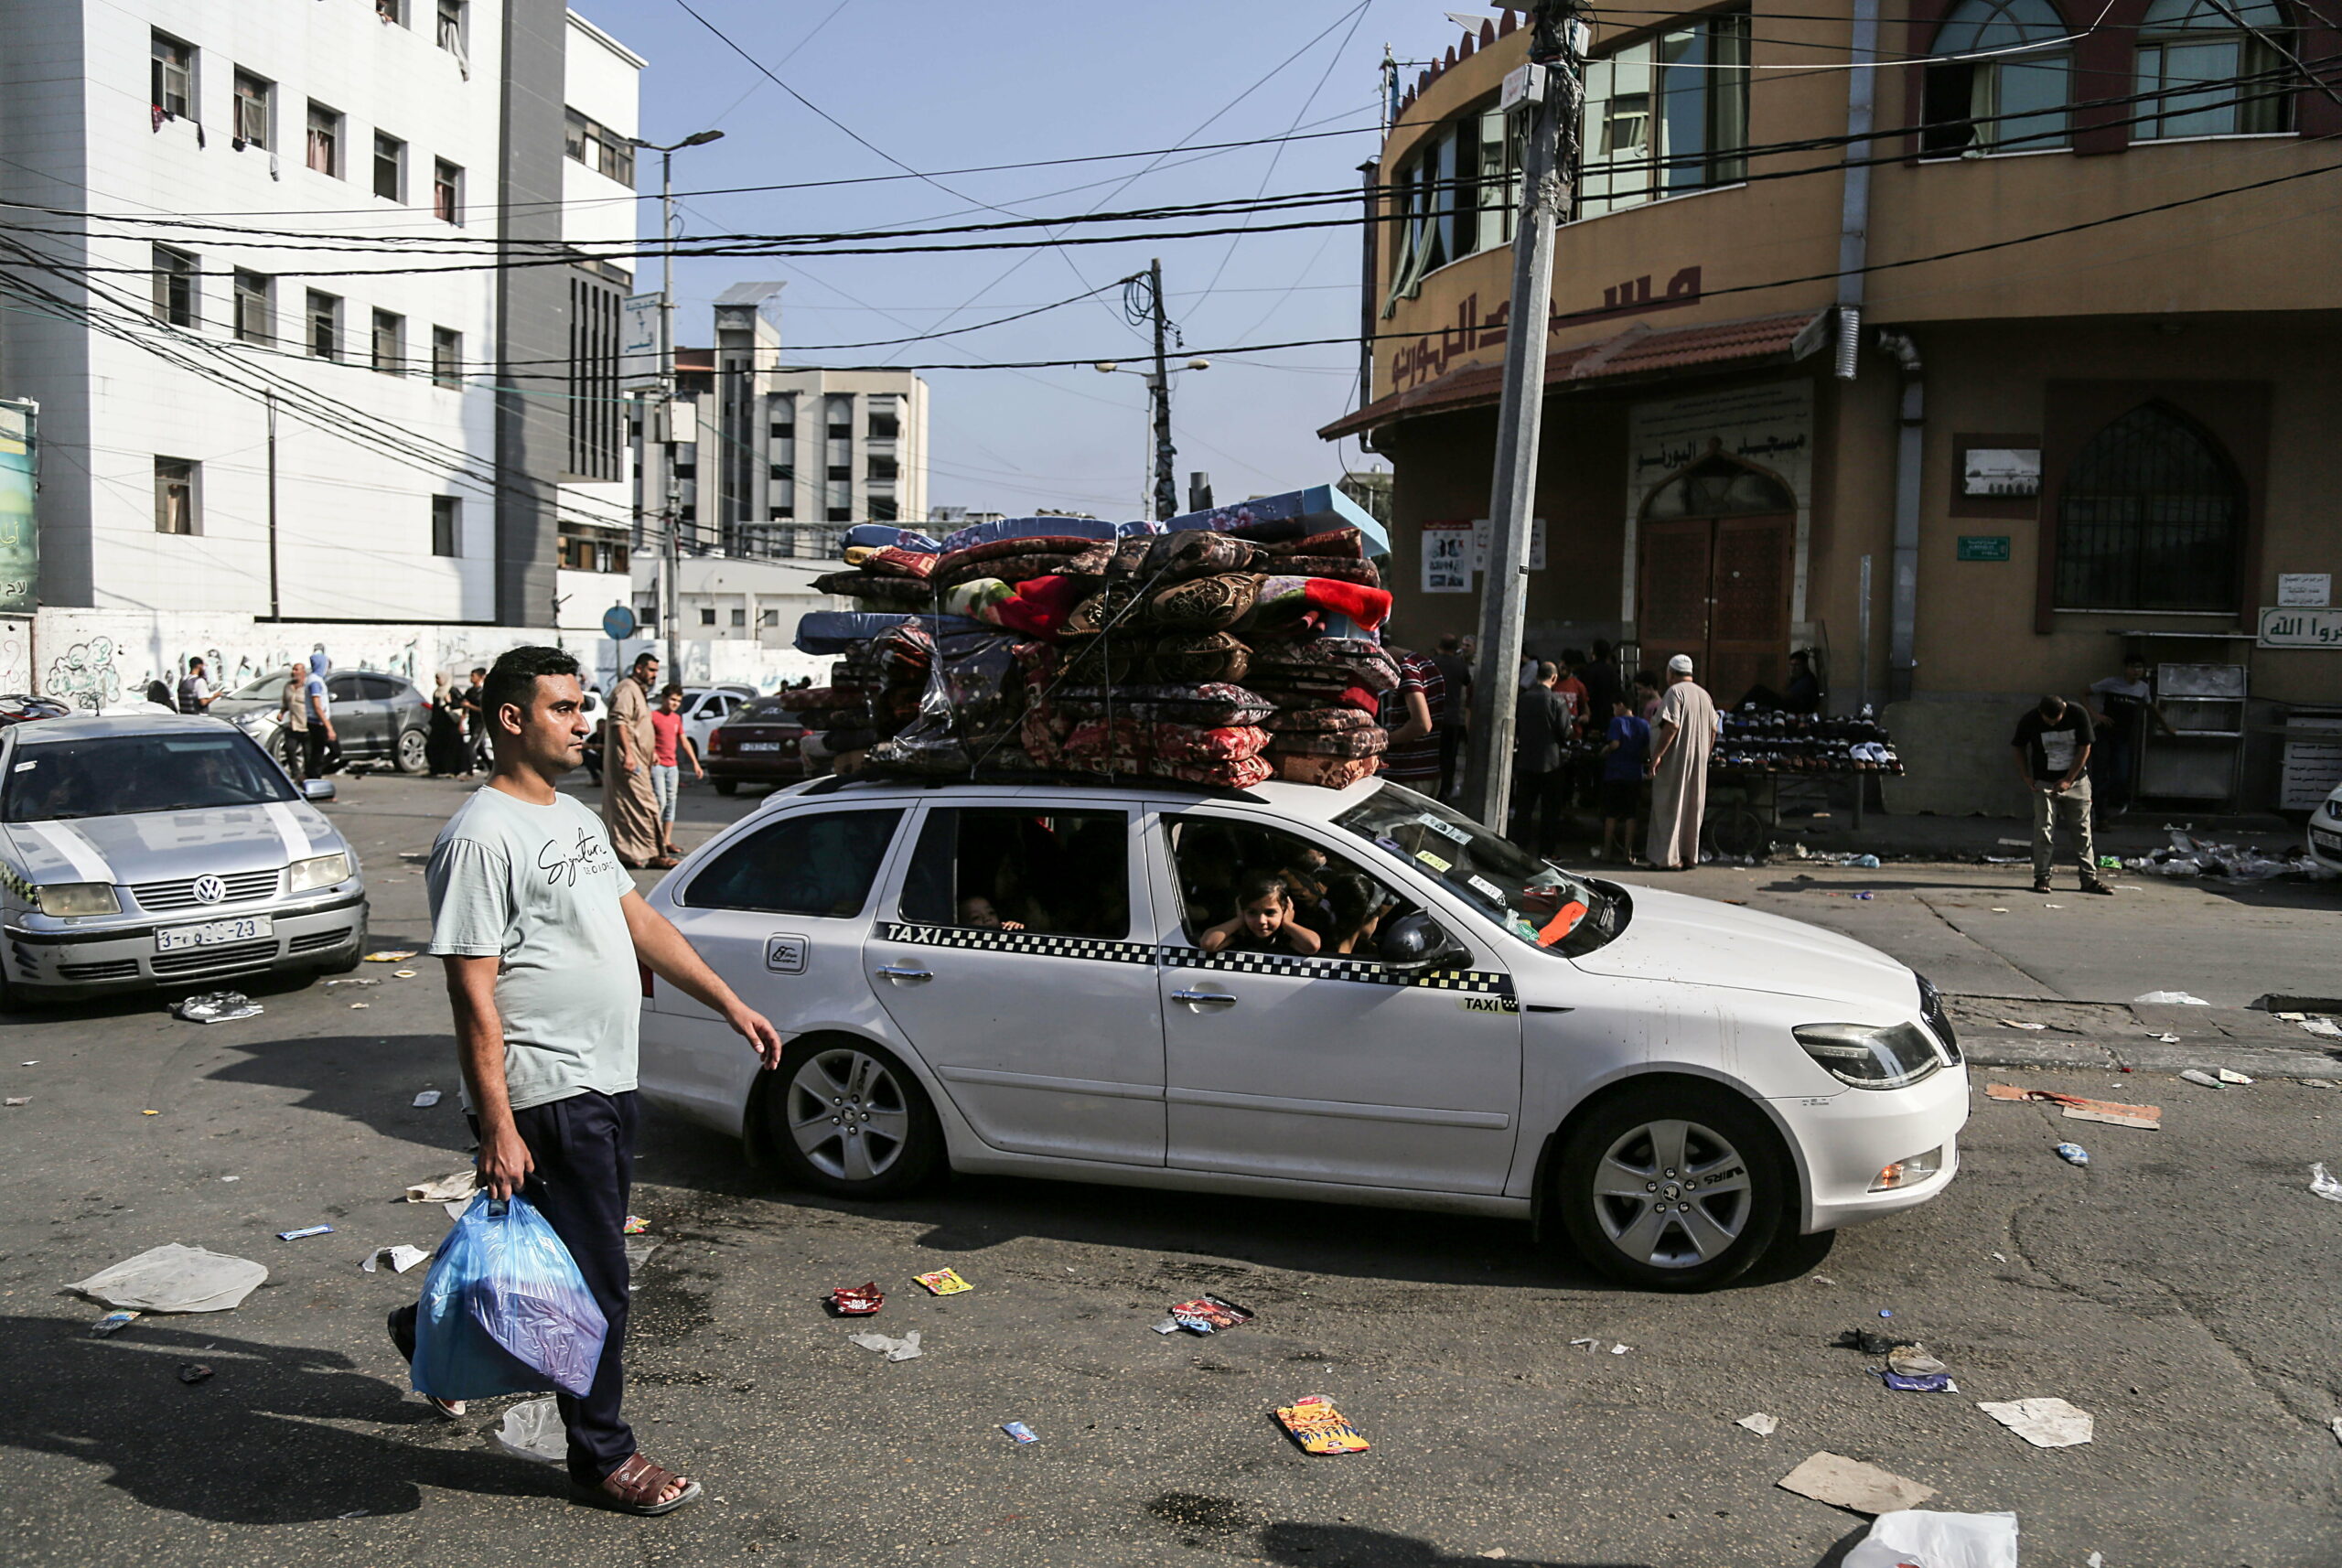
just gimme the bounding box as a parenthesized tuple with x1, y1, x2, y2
(1318, 309, 1825, 442)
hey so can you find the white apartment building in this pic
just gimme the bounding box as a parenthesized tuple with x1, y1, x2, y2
(0, 0, 642, 697)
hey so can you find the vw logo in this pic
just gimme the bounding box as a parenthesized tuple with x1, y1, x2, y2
(191, 875, 228, 906)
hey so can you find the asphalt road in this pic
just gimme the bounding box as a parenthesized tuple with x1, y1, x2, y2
(2, 771, 2337, 1568)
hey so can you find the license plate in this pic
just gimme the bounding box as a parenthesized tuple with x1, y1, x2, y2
(156, 917, 273, 953)
(737, 741, 783, 752)
(2314, 826, 2342, 854)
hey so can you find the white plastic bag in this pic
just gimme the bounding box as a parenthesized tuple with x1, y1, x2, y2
(494, 1396, 565, 1464)
(67, 1243, 267, 1313)
(1842, 1510, 2019, 1568)
(2133, 991, 2210, 1005)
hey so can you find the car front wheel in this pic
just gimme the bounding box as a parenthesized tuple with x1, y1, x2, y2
(1554, 1081, 1791, 1292)
(763, 1036, 941, 1199)
(395, 726, 429, 775)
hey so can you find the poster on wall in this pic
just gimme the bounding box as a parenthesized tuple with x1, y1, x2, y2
(1422, 520, 1473, 593)
(0, 400, 37, 617)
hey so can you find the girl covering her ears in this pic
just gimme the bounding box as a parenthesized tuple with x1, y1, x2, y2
(1199, 871, 1322, 957)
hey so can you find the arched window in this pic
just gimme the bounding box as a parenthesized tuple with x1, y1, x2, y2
(1920, 0, 2073, 156)
(2055, 403, 2242, 610)
(2134, 0, 2292, 139)
(1642, 452, 1796, 520)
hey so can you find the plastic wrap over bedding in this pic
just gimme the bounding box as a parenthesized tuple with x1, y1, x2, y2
(794, 611, 989, 655)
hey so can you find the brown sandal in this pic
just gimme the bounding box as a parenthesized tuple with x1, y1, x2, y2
(580, 1452, 702, 1516)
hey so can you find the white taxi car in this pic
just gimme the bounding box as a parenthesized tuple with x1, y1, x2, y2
(2308, 779, 2342, 876)
(639, 774, 1967, 1290)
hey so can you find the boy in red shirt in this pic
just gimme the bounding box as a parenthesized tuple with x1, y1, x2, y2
(648, 685, 703, 860)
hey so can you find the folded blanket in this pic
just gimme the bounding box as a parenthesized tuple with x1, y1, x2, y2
(1250, 639, 1400, 694)
(843, 523, 943, 554)
(1248, 575, 1391, 631)
(796, 611, 991, 655)
(1137, 572, 1261, 633)
(941, 575, 1099, 640)
(1141, 631, 1249, 685)
(1265, 705, 1379, 734)
(811, 572, 935, 608)
(1273, 556, 1380, 588)
(936, 550, 1098, 588)
(938, 514, 1128, 553)
(1250, 682, 1384, 715)
(1152, 755, 1273, 789)
(1049, 682, 1273, 727)
(1274, 753, 1380, 789)
(1268, 726, 1387, 758)
(1140, 531, 1260, 582)
(1265, 527, 1367, 561)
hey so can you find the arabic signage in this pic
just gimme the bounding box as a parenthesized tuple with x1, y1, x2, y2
(1956, 535, 2011, 562)
(2276, 573, 2330, 607)
(0, 400, 37, 617)
(1389, 265, 1703, 392)
(2259, 607, 2342, 649)
(618, 292, 663, 392)
(1627, 382, 1813, 506)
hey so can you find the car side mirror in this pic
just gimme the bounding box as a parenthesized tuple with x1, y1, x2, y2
(1377, 911, 1465, 974)
(301, 779, 336, 803)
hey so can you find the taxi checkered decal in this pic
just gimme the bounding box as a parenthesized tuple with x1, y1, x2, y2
(879, 919, 1514, 1004)
(0, 862, 34, 901)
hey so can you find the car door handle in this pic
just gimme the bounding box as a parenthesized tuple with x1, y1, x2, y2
(1169, 989, 1237, 1009)
(876, 964, 933, 983)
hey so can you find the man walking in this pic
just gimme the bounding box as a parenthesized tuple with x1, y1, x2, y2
(2086, 654, 2171, 822)
(1431, 633, 1472, 802)
(177, 657, 216, 714)
(1510, 662, 1574, 857)
(1378, 634, 1445, 794)
(604, 651, 670, 869)
(301, 653, 341, 779)
(1644, 654, 1716, 870)
(2013, 693, 2111, 896)
(390, 646, 783, 1515)
(460, 667, 490, 776)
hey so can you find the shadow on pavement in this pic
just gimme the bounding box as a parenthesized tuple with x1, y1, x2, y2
(1257, 1520, 1652, 1567)
(0, 966, 345, 1033)
(208, 1031, 468, 1153)
(0, 1314, 549, 1522)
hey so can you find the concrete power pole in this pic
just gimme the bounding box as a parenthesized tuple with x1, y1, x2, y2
(1147, 257, 1177, 523)
(1464, 0, 1585, 833)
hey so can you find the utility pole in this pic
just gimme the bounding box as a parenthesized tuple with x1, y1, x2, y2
(1147, 257, 1176, 523)
(1464, 0, 1585, 833)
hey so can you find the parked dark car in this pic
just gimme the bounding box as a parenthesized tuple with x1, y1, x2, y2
(212, 669, 432, 774)
(703, 696, 816, 794)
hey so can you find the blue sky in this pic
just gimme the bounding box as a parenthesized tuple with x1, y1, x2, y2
(571, 0, 1431, 520)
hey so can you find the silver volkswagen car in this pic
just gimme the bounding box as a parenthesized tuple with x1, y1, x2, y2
(0, 714, 368, 1003)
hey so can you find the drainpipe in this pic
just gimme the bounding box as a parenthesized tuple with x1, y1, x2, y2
(1834, 0, 1878, 379)
(1878, 330, 1923, 703)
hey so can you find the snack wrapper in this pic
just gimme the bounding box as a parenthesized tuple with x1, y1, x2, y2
(830, 1283, 885, 1316)
(1167, 1294, 1254, 1334)
(1275, 1394, 1370, 1455)
(914, 1268, 972, 1296)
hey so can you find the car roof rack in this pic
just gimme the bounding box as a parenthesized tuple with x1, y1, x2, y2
(800, 767, 1266, 804)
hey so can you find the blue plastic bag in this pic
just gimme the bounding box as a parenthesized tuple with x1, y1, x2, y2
(410, 1194, 607, 1402)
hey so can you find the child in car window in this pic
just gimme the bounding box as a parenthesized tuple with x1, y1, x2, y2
(1321, 873, 1392, 956)
(1199, 872, 1322, 956)
(958, 895, 1024, 931)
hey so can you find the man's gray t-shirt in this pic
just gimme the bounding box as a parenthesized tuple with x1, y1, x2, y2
(427, 787, 639, 1111)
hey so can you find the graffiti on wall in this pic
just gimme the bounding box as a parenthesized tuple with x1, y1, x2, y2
(45, 637, 124, 711)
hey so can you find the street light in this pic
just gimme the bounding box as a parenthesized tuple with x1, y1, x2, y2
(1094, 356, 1209, 520)
(625, 129, 725, 675)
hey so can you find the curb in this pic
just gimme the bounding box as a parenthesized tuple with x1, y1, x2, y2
(1963, 1039, 2342, 1082)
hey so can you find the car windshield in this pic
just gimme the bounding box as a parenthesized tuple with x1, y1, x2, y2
(1332, 783, 1627, 957)
(4, 732, 299, 821)
(229, 674, 289, 701)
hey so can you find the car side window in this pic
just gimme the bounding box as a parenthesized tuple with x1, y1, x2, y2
(327, 673, 363, 703)
(360, 674, 403, 701)
(1165, 816, 1413, 958)
(897, 807, 1131, 940)
(688, 808, 904, 918)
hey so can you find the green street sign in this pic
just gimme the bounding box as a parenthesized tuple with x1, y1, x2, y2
(1956, 535, 2011, 562)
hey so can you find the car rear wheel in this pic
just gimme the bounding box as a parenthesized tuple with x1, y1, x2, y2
(763, 1036, 941, 1199)
(713, 778, 738, 796)
(395, 726, 429, 775)
(1554, 1081, 1790, 1292)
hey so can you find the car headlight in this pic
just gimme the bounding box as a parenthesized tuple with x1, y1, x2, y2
(233, 711, 268, 731)
(1793, 1021, 1946, 1090)
(288, 853, 352, 892)
(38, 882, 120, 917)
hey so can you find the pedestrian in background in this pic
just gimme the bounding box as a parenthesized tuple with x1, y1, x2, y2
(1596, 695, 1651, 865)
(276, 660, 308, 764)
(2012, 693, 2111, 896)
(302, 652, 342, 779)
(1578, 640, 1621, 736)
(603, 651, 671, 870)
(390, 644, 782, 1515)
(1431, 632, 1472, 802)
(1644, 654, 1716, 870)
(1378, 633, 1445, 793)
(2086, 654, 2172, 823)
(1510, 662, 1574, 857)
(426, 672, 467, 776)
(649, 684, 703, 861)
(177, 657, 216, 714)
(460, 667, 490, 776)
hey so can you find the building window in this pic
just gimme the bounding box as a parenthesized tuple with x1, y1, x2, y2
(2134, 0, 2292, 139)
(431, 326, 462, 388)
(826, 464, 850, 482)
(769, 505, 794, 521)
(376, 0, 405, 23)
(437, 0, 468, 61)
(233, 270, 273, 344)
(826, 395, 854, 440)
(432, 495, 460, 557)
(306, 102, 341, 177)
(155, 457, 198, 535)
(867, 496, 897, 523)
(866, 454, 898, 483)
(730, 607, 747, 628)
(372, 132, 405, 200)
(371, 309, 404, 373)
(826, 507, 852, 522)
(151, 34, 194, 118)
(564, 108, 636, 186)
(768, 463, 793, 481)
(769, 418, 794, 440)
(1575, 11, 1752, 219)
(699, 607, 716, 626)
(153, 245, 199, 328)
(866, 400, 899, 441)
(567, 274, 622, 481)
(233, 70, 273, 147)
(433, 159, 462, 223)
(306, 290, 339, 360)
(2054, 403, 2241, 610)
(1920, 0, 2072, 155)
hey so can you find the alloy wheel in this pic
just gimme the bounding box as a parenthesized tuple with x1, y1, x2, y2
(1589, 1117, 1754, 1270)
(785, 1047, 912, 1184)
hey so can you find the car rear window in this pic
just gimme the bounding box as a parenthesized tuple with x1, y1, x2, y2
(686, 808, 903, 918)
(736, 699, 800, 724)
(5, 732, 298, 822)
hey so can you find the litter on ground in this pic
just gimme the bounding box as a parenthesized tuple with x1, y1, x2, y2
(1735, 1412, 1778, 1435)
(68, 1244, 267, 1313)
(1978, 1397, 2094, 1447)
(1887, 1345, 1947, 1376)
(170, 991, 262, 1025)
(278, 1224, 334, 1241)
(913, 1268, 971, 1295)
(4, 1097, 26, 1106)
(1776, 1451, 1938, 1516)
(361, 1244, 430, 1274)
(1882, 1371, 1959, 1392)
(363, 950, 418, 962)
(829, 1283, 884, 1316)
(2310, 1163, 2342, 1203)
(2178, 1069, 2229, 1089)
(403, 1170, 478, 1205)
(2300, 1018, 2342, 1039)
(1166, 1294, 1255, 1334)
(2054, 1143, 2090, 1166)
(1000, 1421, 1039, 1444)
(2133, 991, 2210, 1005)
(1842, 1510, 2020, 1568)
(1985, 1083, 2161, 1129)
(90, 1310, 139, 1337)
(177, 1362, 213, 1384)
(494, 1397, 565, 1464)
(412, 1090, 441, 1108)
(2216, 1068, 2254, 1085)
(1998, 1019, 2049, 1030)
(847, 1329, 923, 1361)
(622, 1215, 650, 1235)
(1275, 1395, 1370, 1455)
